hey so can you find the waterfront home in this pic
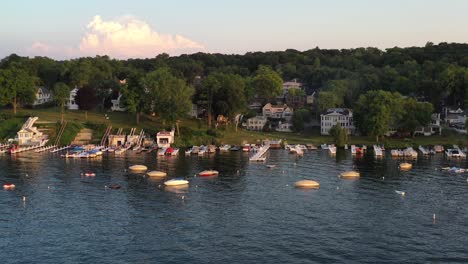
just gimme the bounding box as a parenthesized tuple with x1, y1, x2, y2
(320, 108, 355, 135)
(16, 117, 46, 146)
(246, 116, 267, 131)
(156, 130, 175, 148)
(110, 93, 126, 112)
(66, 87, 79, 110)
(262, 103, 293, 121)
(282, 79, 303, 95)
(276, 121, 293, 132)
(414, 113, 443, 136)
(444, 108, 466, 124)
(33, 87, 52, 106)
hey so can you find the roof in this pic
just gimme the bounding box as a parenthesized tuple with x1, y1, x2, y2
(322, 108, 352, 116)
(263, 103, 292, 111)
(37, 87, 51, 95)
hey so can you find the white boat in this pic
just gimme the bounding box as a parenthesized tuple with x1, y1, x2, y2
(157, 147, 167, 156)
(418, 146, 429, 155)
(297, 145, 307, 151)
(328, 145, 336, 155)
(446, 148, 466, 158)
(185, 148, 192, 155)
(198, 146, 207, 155)
(391, 149, 404, 157)
(295, 145, 304, 156)
(434, 145, 444, 153)
(171, 148, 179, 156)
(321, 144, 329, 150)
(403, 147, 418, 158)
(373, 145, 383, 156)
(219, 145, 230, 151)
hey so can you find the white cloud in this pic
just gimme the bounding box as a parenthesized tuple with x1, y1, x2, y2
(79, 15, 205, 58)
(27, 15, 205, 59)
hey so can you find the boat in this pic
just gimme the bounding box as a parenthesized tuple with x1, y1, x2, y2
(295, 145, 304, 156)
(198, 170, 219, 177)
(320, 144, 328, 150)
(266, 164, 276, 168)
(82, 172, 96, 177)
(445, 148, 466, 158)
(157, 147, 167, 156)
(198, 145, 207, 155)
(434, 145, 444, 153)
(219, 145, 230, 151)
(395, 190, 406, 196)
(391, 149, 404, 157)
(373, 145, 383, 156)
(3, 183, 15, 189)
(403, 147, 418, 158)
(185, 147, 193, 155)
(165, 147, 174, 155)
(242, 144, 251, 152)
(288, 145, 297, 154)
(418, 146, 430, 155)
(249, 145, 269, 162)
(171, 148, 179, 156)
(230, 145, 241, 151)
(297, 145, 307, 151)
(351, 145, 365, 155)
(191, 146, 199, 154)
(207, 145, 216, 153)
(164, 178, 189, 186)
(328, 145, 336, 155)
(306, 144, 318, 150)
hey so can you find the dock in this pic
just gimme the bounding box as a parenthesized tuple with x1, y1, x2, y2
(249, 145, 270, 162)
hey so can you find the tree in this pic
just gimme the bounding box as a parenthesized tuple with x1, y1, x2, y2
(120, 70, 148, 124)
(292, 109, 311, 132)
(0, 66, 36, 114)
(316, 91, 340, 113)
(75, 86, 98, 110)
(354, 90, 404, 142)
(53, 82, 70, 123)
(252, 65, 283, 101)
(399, 98, 433, 136)
(142, 67, 194, 135)
(329, 124, 348, 147)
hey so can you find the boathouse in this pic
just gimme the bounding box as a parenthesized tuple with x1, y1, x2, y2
(156, 130, 175, 148)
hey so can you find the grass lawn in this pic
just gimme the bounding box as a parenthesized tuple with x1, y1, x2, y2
(1, 107, 467, 147)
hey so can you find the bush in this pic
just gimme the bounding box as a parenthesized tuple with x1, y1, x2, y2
(329, 124, 348, 147)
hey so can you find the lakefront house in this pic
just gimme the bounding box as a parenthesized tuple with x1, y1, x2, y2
(245, 116, 267, 131)
(33, 87, 52, 106)
(320, 108, 355, 135)
(262, 103, 293, 121)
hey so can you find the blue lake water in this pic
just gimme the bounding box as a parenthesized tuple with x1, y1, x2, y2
(0, 150, 467, 263)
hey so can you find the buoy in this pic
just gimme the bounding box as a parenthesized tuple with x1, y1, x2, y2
(164, 179, 189, 186)
(128, 165, 148, 172)
(147, 171, 167, 177)
(198, 170, 219, 177)
(340, 171, 360, 179)
(3, 183, 15, 189)
(294, 180, 320, 189)
(399, 163, 412, 170)
(82, 172, 96, 177)
(22, 196, 26, 202)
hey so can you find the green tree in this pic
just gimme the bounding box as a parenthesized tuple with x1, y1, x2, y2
(252, 65, 283, 101)
(316, 91, 340, 113)
(53, 82, 70, 123)
(0, 66, 36, 114)
(121, 70, 149, 124)
(354, 90, 404, 142)
(75, 86, 98, 111)
(329, 123, 348, 147)
(399, 98, 433, 136)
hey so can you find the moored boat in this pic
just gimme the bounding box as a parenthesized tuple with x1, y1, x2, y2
(198, 170, 219, 177)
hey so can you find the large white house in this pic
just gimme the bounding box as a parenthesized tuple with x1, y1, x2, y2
(33, 87, 52, 106)
(245, 116, 267, 131)
(320, 108, 355, 135)
(66, 87, 79, 110)
(262, 103, 293, 121)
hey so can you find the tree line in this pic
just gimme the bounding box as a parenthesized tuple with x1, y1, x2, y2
(0, 42, 467, 136)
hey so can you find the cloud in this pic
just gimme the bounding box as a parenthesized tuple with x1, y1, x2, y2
(26, 15, 205, 59)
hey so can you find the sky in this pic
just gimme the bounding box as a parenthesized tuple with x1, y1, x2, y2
(1, 0, 467, 59)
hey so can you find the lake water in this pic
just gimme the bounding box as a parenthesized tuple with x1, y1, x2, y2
(0, 149, 467, 263)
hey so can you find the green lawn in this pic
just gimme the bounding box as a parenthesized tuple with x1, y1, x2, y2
(2, 107, 467, 147)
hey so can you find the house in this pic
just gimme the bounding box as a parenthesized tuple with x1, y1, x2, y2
(445, 108, 466, 124)
(156, 130, 175, 148)
(282, 79, 303, 95)
(16, 117, 47, 146)
(248, 101, 263, 112)
(320, 108, 355, 135)
(285, 94, 306, 109)
(415, 113, 443, 136)
(276, 121, 293, 132)
(189, 104, 203, 118)
(111, 93, 126, 112)
(66, 87, 79, 110)
(262, 103, 294, 121)
(246, 116, 267, 131)
(33, 87, 52, 106)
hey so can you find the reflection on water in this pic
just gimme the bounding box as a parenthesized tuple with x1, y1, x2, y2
(0, 150, 468, 263)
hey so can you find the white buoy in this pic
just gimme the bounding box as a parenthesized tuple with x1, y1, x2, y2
(395, 190, 405, 196)
(22, 196, 26, 202)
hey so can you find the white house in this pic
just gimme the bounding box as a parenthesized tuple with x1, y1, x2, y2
(246, 116, 267, 131)
(320, 108, 355, 135)
(111, 93, 126, 112)
(276, 121, 293, 132)
(262, 103, 294, 121)
(33, 87, 52, 106)
(156, 130, 175, 148)
(283, 79, 303, 95)
(16, 117, 46, 146)
(66, 87, 79, 110)
(445, 108, 466, 124)
(415, 113, 443, 136)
